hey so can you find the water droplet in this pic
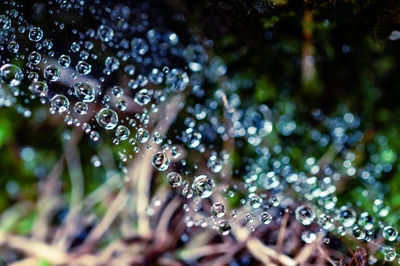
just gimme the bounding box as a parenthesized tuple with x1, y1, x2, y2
(0, 15, 11, 30)
(90, 131, 100, 142)
(192, 175, 214, 198)
(211, 202, 225, 217)
(182, 186, 193, 198)
(115, 125, 130, 141)
(112, 86, 123, 97)
(167, 172, 182, 187)
(74, 102, 88, 115)
(58, 54, 71, 68)
(97, 25, 114, 42)
(338, 206, 356, 227)
(183, 128, 202, 148)
(301, 231, 316, 243)
(116, 99, 127, 111)
(91, 155, 101, 167)
(166, 69, 189, 91)
(260, 171, 280, 190)
(352, 226, 366, 240)
(105, 56, 120, 72)
(134, 89, 151, 106)
(44, 65, 61, 82)
(136, 128, 150, 143)
(131, 37, 148, 55)
(28, 81, 48, 97)
(207, 154, 222, 173)
(260, 211, 272, 224)
(152, 152, 170, 171)
(96, 108, 118, 130)
(51, 94, 69, 113)
(384, 248, 396, 262)
(358, 212, 374, 230)
(217, 220, 231, 236)
(245, 213, 255, 223)
(248, 193, 262, 208)
(73, 82, 95, 102)
(28, 27, 43, 42)
(76, 61, 92, 75)
(318, 214, 334, 231)
(0, 64, 24, 87)
(383, 226, 398, 242)
(295, 205, 315, 226)
(7, 41, 19, 53)
(28, 51, 41, 65)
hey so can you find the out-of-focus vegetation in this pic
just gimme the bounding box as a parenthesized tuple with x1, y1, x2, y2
(0, 0, 399, 265)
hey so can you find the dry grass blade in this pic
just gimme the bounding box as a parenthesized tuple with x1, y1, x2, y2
(247, 238, 297, 266)
(0, 231, 69, 265)
(77, 187, 129, 253)
(318, 245, 339, 266)
(154, 198, 181, 245)
(276, 209, 289, 254)
(130, 94, 183, 236)
(294, 236, 321, 264)
(180, 243, 230, 261)
(32, 156, 64, 240)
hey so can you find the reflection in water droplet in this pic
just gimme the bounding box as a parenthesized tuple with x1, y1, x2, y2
(295, 205, 315, 226)
(152, 152, 170, 171)
(44, 65, 61, 82)
(0, 64, 24, 87)
(28, 27, 44, 42)
(96, 108, 118, 130)
(73, 82, 95, 102)
(28, 81, 48, 97)
(167, 172, 182, 187)
(51, 94, 69, 113)
(192, 175, 214, 198)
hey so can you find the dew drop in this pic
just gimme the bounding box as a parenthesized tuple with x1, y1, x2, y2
(96, 108, 118, 130)
(167, 172, 182, 187)
(44, 65, 61, 82)
(28, 81, 48, 97)
(152, 152, 170, 171)
(192, 175, 214, 198)
(0, 64, 24, 87)
(211, 202, 225, 217)
(73, 82, 95, 102)
(383, 226, 398, 242)
(295, 205, 315, 226)
(51, 94, 69, 113)
(260, 211, 272, 224)
(115, 125, 130, 141)
(28, 27, 43, 42)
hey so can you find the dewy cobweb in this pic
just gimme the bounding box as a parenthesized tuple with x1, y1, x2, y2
(0, 0, 398, 264)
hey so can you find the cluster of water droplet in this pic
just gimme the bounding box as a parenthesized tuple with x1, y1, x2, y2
(0, 0, 398, 262)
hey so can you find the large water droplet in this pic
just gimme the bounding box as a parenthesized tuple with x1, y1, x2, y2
(152, 152, 170, 171)
(96, 108, 118, 130)
(97, 25, 114, 42)
(211, 202, 225, 217)
(167, 172, 182, 187)
(0, 64, 24, 87)
(28, 27, 43, 42)
(51, 94, 69, 113)
(115, 125, 130, 141)
(44, 65, 61, 82)
(192, 175, 214, 198)
(134, 89, 151, 106)
(28, 81, 48, 97)
(73, 82, 95, 102)
(295, 205, 315, 226)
